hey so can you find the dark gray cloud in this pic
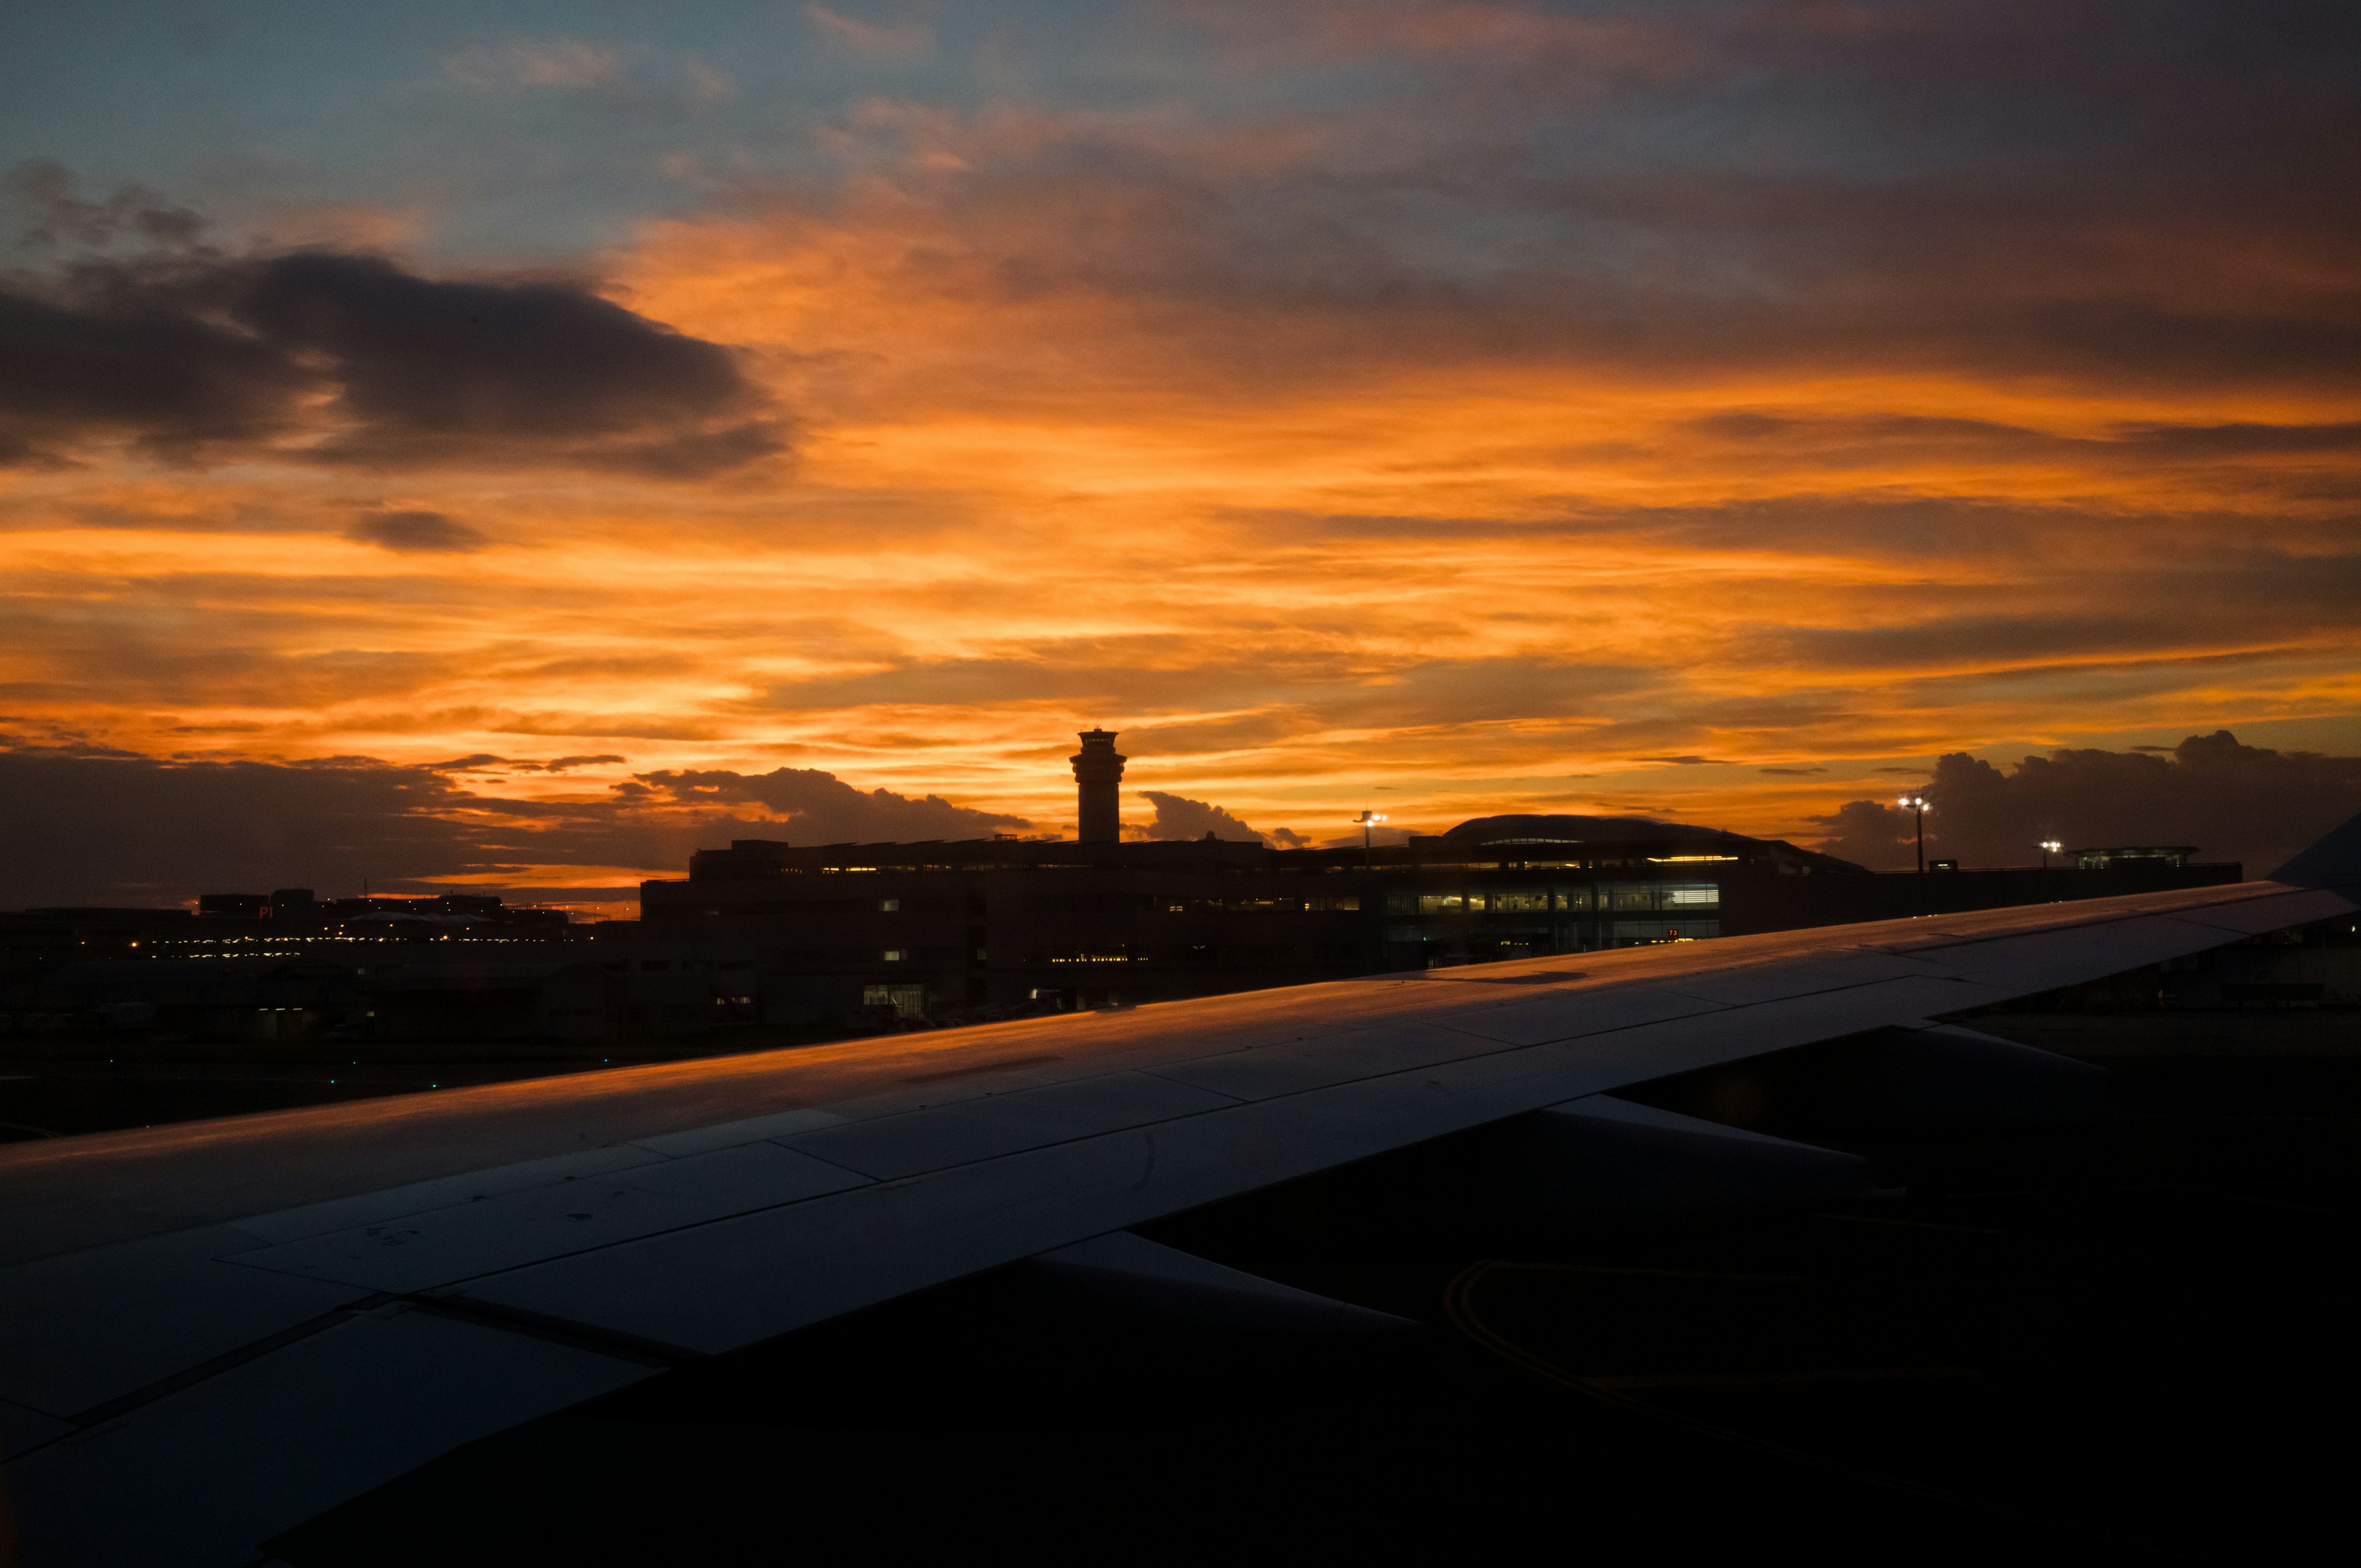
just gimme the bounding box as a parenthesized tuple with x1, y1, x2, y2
(347, 509, 488, 553)
(0, 747, 497, 904)
(237, 251, 781, 471)
(1134, 790, 1267, 844)
(0, 744, 1030, 906)
(814, 1, 2361, 402)
(1809, 798, 1918, 871)
(4, 160, 207, 253)
(0, 263, 303, 466)
(1809, 731, 2361, 874)
(0, 236, 786, 474)
(619, 767, 1027, 843)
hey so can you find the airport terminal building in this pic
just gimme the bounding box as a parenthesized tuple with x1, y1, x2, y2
(640, 732, 2242, 1024)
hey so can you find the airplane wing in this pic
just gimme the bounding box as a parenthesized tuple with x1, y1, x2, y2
(6, 818, 2357, 1566)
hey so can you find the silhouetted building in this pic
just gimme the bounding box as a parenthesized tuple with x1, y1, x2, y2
(639, 815, 1848, 1024)
(643, 782, 2244, 1026)
(0, 748, 2255, 1046)
(0, 892, 621, 1046)
(1071, 729, 1126, 843)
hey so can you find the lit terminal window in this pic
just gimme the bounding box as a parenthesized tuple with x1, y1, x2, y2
(882, 949, 906, 962)
(879, 898, 900, 913)
(863, 984, 927, 1019)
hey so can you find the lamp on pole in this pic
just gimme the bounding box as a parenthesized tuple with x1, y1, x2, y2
(1355, 809, 1388, 866)
(2039, 839, 2062, 871)
(1897, 794, 1929, 873)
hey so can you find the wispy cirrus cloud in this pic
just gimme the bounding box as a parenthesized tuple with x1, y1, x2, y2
(444, 38, 625, 93)
(804, 4, 934, 58)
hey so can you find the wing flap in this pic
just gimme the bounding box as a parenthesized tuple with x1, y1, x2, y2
(777, 1069, 1240, 1182)
(0, 1226, 368, 1419)
(1030, 1230, 1418, 1333)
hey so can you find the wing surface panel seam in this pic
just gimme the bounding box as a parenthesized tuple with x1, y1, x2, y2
(10, 1293, 397, 1458)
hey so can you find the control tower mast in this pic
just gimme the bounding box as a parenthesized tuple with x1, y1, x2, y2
(1070, 729, 1126, 843)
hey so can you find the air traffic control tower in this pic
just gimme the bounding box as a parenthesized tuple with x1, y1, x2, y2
(1071, 728, 1127, 842)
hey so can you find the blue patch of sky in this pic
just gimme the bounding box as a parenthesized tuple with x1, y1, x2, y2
(10, 1, 2344, 277)
(0, 1, 1245, 264)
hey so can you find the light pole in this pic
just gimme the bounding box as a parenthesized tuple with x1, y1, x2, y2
(1356, 809, 1388, 866)
(1898, 794, 1928, 873)
(2039, 839, 2062, 871)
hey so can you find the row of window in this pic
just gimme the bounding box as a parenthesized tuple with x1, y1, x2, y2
(1142, 895, 1363, 914)
(693, 886, 1717, 921)
(792, 856, 1709, 876)
(1388, 918, 1722, 944)
(1385, 884, 1718, 914)
(1027, 943, 1366, 967)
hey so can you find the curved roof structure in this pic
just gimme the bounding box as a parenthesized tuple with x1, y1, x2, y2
(1438, 814, 1865, 873)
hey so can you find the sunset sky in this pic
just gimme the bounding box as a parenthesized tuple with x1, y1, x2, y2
(5, 1, 2360, 906)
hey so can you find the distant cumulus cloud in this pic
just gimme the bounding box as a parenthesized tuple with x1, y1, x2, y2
(1136, 790, 1275, 844)
(622, 766, 1028, 842)
(347, 509, 487, 553)
(1811, 732, 2361, 875)
(0, 743, 1030, 905)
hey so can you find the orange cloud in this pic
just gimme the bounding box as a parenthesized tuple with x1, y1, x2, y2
(5, 3, 2360, 898)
